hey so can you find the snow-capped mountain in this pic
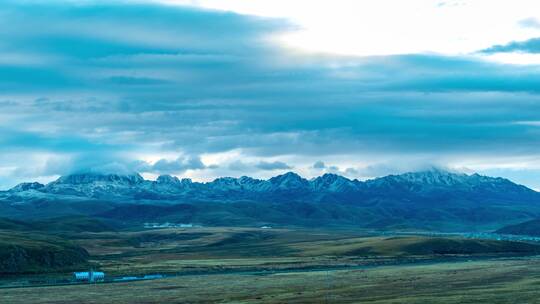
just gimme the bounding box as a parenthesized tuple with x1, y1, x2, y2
(43, 173, 146, 198)
(2, 168, 537, 202)
(8, 182, 45, 192)
(2, 169, 540, 231)
(363, 168, 534, 201)
(311, 173, 359, 192)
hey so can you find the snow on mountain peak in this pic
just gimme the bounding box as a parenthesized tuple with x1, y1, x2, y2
(52, 172, 144, 185)
(156, 175, 181, 184)
(269, 172, 308, 189)
(3, 169, 535, 204)
(9, 182, 45, 192)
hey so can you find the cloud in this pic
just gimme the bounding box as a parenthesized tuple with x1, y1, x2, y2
(344, 167, 359, 175)
(3, 1, 540, 189)
(481, 37, 540, 54)
(144, 156, 207, 174)
(327, 165, 340, 173)
(255, 161, 292, 171)
(307, 161, 445, 180)
(227, 160, 291, 171)
(519, 17, 540, 29)
(313, 161, 326, 169)
(227, 160, 251, 171)
(310, 161, 354, 177)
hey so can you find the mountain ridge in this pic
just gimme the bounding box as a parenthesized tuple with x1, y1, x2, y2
(2, 169, 539, 231)
(2, 169, 537, 204)
(6, 168, 534, 195)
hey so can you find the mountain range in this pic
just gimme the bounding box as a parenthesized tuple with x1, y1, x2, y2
(1, 168, 539, 231)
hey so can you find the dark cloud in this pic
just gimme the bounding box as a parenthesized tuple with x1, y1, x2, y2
(146, 156, 207, 174)
(344, 168, 359, 175)
(227, 160, 291, 171)
(313, 161, 326, 169)
(3, 1, 540, 188)
(227, 160, 251, 171)
(255, 161, 292, 171)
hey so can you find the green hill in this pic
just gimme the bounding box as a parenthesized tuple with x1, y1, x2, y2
(293, 235, 540, 257)
(0, 216, 117, 233)
(496, 219, 540, 236)
(30, 215, 118, 233)
(0, 218, 33, 231)
(0, 231, 89, 274)
(347, 236, 540, 256)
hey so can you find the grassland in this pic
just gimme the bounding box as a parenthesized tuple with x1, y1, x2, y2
(3, 225, 540, 303)
(3, 257, 540, 303)
(58, 227, 539, 276)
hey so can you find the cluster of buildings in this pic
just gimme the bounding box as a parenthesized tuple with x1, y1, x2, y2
(462, 232, 540, 243)
(143, 222, 200, 229)
(381, 231, 540, 243)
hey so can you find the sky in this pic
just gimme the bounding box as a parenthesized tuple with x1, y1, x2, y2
(2, 0, 540, 189)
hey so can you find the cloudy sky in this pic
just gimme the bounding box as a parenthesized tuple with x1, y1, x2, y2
(3, 0, 540, 189)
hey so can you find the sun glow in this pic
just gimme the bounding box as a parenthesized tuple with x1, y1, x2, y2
(162, 0, 540, 59)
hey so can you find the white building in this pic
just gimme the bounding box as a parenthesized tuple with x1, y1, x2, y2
(73, 271, 105, 282)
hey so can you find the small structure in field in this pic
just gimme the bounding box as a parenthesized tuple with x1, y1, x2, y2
(73, 270, 105, 282)
(143, 274, 164, 280)
(113, 276, 139, 282)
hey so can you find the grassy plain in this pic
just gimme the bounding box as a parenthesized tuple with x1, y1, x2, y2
(3, 257, 540, 303)
(64, 227, 540, 276)
(3, 226, 540, 303)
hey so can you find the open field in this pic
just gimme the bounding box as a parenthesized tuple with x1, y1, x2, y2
(3, 257, 540, 303)
(3, 226, 540, 303)
(64, 227, 540, 276)
(3, 226, 540, 273)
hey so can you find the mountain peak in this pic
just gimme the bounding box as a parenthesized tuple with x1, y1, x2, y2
(311, 173, 353, 186)
(52, 172, 144, 185)
(269, 172, 308, 188)
(311, 173, 354, 191)
(9, 182, 45, 192)
(320, 173, 347, 181)
(3, 169, 538, 232)
(5, 169, 535, 203)
(238, 176, 263, 185)
(393, 168, 467, 185)
(156, 175, 180, 184)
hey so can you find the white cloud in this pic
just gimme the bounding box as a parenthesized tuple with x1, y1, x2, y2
(166, 0, 540, 57)
(479, 52, 540, 65)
